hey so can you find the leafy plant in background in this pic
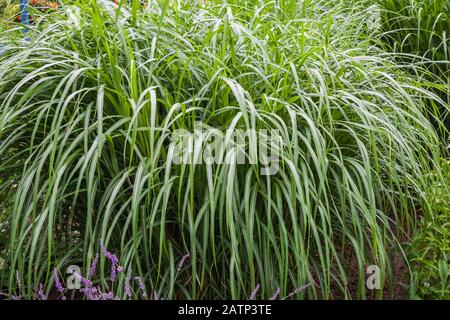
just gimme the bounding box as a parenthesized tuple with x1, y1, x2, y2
(0, 0, 20, 22)
(378, 0, 450, 299)
(0, 0, 449, 300)
(379, 0, 450, 129)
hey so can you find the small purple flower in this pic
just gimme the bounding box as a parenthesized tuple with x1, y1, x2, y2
(177, 253, 190, 271)
(287, 283, 310, 298)
(269, 288, 280, 300)
(111, 265, 117, 281)
(89, 254, 99, 277)
(100, 240, 123, 280)
(53, 268, 64, 293)
(37, 283, 47, 300)
(16, 271, 21, 291)
(152, 290, 159, 300)
(100, 240, 119, 265)
(134, 276, 147, 299)
(249, 283, 260, 300)
(100, 291, 115, 300)
(74, 272, 93, 288)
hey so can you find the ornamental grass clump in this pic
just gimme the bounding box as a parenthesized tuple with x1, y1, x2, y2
(0, 0, 448, 299)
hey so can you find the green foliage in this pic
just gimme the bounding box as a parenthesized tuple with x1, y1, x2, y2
(379, 0, 450, 131)
(0, 0, 9, 20)
(2, 1, 19, 20)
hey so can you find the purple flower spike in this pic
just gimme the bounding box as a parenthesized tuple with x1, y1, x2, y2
(89, 253, 99, 277)
(177, 253, 190, 271)
(152, 291, 159, 300)
(37, 283, 47, 300)
(249, 283, 260, 300)
(134, 276, 147, 299)
(53, 268, 64, 293)
(269, 288, 280, 300)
